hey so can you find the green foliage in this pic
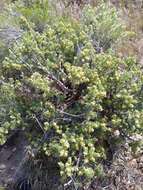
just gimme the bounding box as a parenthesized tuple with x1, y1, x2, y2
(9, 0, 58, 32)
(0, 41, 8, 62)
(81, 3, 126, 52)
(0, 0, 143, 187)
(0, 82, 22, 144)
(0, 187, 6, 190)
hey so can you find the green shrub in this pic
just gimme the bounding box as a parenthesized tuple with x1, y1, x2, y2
(81, 3, 126, 52)
(0, 1, 143, 187)
(9, 0, 59, 32)
(0, 81, 22, 144)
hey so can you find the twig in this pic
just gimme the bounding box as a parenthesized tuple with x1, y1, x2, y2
(33, 115, 45, 134)
(64, 179, 73, 188)
(64, 177, 78, 190)
(120, 130, 134, 141)
(76, 149, 82, 168)
(46, 73, 72, 94)
(57, 109, 85, 118)
(70, 176, 78, 190)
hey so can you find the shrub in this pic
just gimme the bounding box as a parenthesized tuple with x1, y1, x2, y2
(0, 1, 142, 187)
(9, 0, 61, 32)
(81, 3, 126, 52)
(0, 81, 22, 145)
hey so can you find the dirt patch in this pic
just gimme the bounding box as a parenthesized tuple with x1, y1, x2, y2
(0, 131, 61, 190)
(89, 144, 143, 190)
(0, 131, 28, 188)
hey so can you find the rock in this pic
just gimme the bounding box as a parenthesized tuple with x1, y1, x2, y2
(0, 27, 23, 45)
(0, 164, 6, 171)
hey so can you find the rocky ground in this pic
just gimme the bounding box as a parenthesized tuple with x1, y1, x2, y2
(90, 144, 143, 190)
(0, 131, 28, 189)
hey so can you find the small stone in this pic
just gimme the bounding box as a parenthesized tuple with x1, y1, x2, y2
(113, 130, 120, 137)
(12, 147, 17, 152)
(0, 164, 6, 170)
(128, 159, 137, 168)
